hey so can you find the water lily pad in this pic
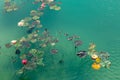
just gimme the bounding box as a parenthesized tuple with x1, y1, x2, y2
(24, 62, 37, 70)
(30, 10, 37, 16)
(54, 6, 61, 11)
(13, 7, 18, 11)
(36, 24, 43, 28)
(4, 0, 10, 2)
(20, 54, 26, 59)
(6, 8, 13, 12)
(32, 16, 40, 20)
(50, 5, 56, 9)
(24, 17, 32, 22)
(14, 42, 22, 48)
(36, 58, 44, 66)
(37, 12, 43, 16)
(30, 39, 37, 43)
(29, 49, 37, 54)
(16, 68, 24, 75)
(35, 0, 41, 2)
(23, 22, 29, 27)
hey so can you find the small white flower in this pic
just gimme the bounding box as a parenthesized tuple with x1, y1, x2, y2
(48, 0, 54, 2)
(51, 43, 55, 46)
(91, 54, 98, 60)
(11, 40, 17, 44)
(18, 20, 24, 27)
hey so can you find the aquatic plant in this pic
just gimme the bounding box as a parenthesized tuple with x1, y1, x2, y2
(4, 0, 18, 12)
(2, 0, 111, 79)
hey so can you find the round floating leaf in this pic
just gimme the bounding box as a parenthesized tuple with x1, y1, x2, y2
(4, 0, 10, 2)
(20, 54, 26, 59)
(24, 17, 32, 22)
(30, 39, 37, 43)
(32, 16, 40, 20)
(23, 22, 29, 27)
(13, 7, 18, 11)
(29, 49, 37, 54)
(6, 8, 13, 12)
(30, 10, 37, 16)
(50, 5, 56, 9)
(36, 24, 43, 28)
(24, 62, 37, 70)
(35, 0, 41, 2)
(14, 42, 22, 48)
(16, 68, 24, 75)
(36, 58, 44, 66)
(54, 6, 61, 11)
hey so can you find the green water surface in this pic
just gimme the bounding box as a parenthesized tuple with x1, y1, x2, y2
(0, 0, 120, 80)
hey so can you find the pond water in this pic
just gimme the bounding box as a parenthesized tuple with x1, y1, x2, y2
(0, 0, 120, 80)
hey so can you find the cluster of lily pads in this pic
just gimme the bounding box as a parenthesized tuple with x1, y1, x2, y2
(3, 0, 111, 79)
(33, 0, 61, 11)
(88, 43, 111, 70)
(5, 27, 60, 74)
(62, 33, 111, 70)
(4, 0, 18, 12)
(4, 0, 62, 75)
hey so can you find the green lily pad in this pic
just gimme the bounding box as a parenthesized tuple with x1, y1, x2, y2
(23, 22, 29, 27)
(54, 6, 61, 11)
(29, 49, 37, 54)
(36, 58, 44, 66)
(6, 8, 13, 12)
(13, 7, 18, 11)
(4, 0, 11, 2)
(35, 0, 41, 2)
(36, 24, 42, 28)
(50, 5, 57, 9)
(37, 51, 44, 58)
(30, 10, 37, 16)
(24, 17, 32, 22)
(30, 39, 37, 43)
(20, 54, 26, 59)
(37, 12, 44, 16)
(14, 42, 22, 48)
(32, 16, 40, 20)
(16, 68, 24, 75)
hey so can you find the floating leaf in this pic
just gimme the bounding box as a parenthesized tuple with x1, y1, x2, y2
(30, 10, 37, 16)
(24, 22, 29, 27)
(6, 8, 12, 12)
(29, 49, 37, 54)
(13, 7, 18, 11)
(20, 54, 26, 59)
(4, 0, 10, 2)
(36, 58, 44, 66)
(36, 24, 43, 28)
(30, 39, 37, 43)
(24, 17, 32, 22)
(32, 16, 40, 20)
(54, 6, 61, 11)
(16, 68, 24, 75)
(14, 42, 22, 48)
(24, 62, 37, 70)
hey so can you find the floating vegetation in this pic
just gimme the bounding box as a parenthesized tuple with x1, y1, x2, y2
(4, 0, 18, 12)
(1, 0, 112, 79)
(88, 43, 111, 70)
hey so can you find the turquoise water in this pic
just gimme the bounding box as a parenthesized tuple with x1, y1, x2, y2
(0, 0, 120, 80)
